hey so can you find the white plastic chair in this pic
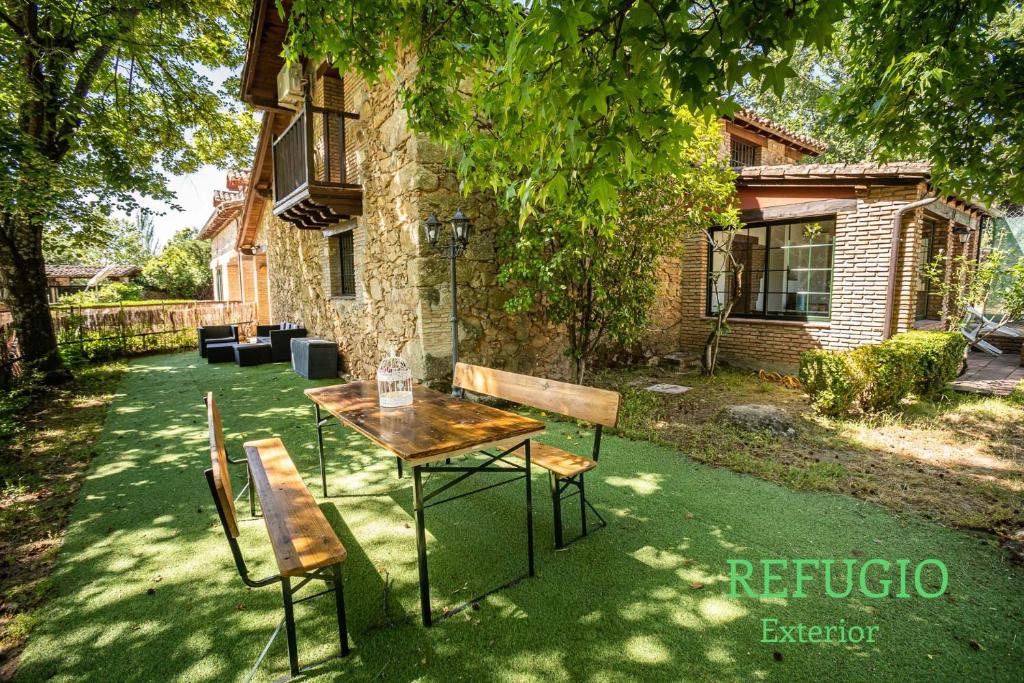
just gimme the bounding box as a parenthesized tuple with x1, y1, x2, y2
(961, 307, 1003, 355)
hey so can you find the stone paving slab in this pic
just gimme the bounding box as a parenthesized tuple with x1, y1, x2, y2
(951, 352, 1024, 396)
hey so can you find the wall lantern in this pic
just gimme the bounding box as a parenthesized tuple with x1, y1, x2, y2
(952, 224, 971, 244)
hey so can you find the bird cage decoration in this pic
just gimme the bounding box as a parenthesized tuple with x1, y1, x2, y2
(377, 347, 413, 408)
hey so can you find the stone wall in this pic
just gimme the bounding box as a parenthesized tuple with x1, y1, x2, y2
(262, 57, 424, 379)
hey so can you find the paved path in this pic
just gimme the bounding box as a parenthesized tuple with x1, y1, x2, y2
(952, 351, 1024, 396)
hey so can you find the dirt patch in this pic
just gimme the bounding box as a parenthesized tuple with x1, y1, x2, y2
(0, 363, 124, 679)
(596, 366, 1024, 537)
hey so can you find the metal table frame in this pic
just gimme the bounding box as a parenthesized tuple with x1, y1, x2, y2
(312, 403, 538, 627)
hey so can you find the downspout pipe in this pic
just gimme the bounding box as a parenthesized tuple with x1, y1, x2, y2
(882, 194, 938, 340)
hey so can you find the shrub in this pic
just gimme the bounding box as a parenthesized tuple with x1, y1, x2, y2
(800, 331, 968, 416)
(59, 282, 144, 305)
(798, 350, 864, 417)
(887, 331, 967, 399)
(851, 341, 916, 413)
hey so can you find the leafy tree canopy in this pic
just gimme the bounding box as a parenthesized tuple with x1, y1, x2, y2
(140, 228, 211, 299)
(285, 0, 844, 224)
(731, 24, 877, 164)
(837, 1, 1024, 201)
(284, 0, 1023, 208)
(0, 0, 257, 231)
(44, 213, 158, 266)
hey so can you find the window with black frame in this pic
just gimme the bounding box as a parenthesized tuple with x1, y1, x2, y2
(707, 218, 835, 321)
(337, 230, 356, 297)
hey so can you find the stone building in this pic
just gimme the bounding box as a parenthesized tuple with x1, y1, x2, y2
(199, 172, 271, 324)
(229, 0, 993, 381)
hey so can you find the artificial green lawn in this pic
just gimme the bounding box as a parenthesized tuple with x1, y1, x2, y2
(15, 352, 1023, 682)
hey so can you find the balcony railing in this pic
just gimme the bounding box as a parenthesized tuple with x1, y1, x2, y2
(271, 96, 362, 229)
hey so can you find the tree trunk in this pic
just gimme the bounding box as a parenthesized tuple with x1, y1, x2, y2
(0, 217, 71, 383)
(573, 355, 586, 385)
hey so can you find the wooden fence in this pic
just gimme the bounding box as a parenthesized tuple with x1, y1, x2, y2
(0, 300, 256, 382)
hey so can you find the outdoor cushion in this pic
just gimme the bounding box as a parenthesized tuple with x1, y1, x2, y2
(206, 342, 237, 364)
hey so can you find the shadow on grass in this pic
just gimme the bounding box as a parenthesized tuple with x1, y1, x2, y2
(12, 353, 1024, 682)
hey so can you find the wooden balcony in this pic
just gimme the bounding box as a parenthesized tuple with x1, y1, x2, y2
(272, 98, 361, 230)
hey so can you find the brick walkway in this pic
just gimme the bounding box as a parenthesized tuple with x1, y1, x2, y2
(952, 351, 1024, 396)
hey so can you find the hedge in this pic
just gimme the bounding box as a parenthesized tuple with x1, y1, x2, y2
(799, 331, 967, 416)
(888, 331, 968, 399)
(797, 349, 864, 417)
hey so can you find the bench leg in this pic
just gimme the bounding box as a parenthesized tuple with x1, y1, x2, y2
(550, 471, 564, 549)
(332, 564, 350, 656)
(314, 404, 328, 497)
(578, 473, 588, 538)
(525, 439, 534, 577)
(281, 577, 299, 676)
(247, 464, 256, 518)
(412, 466, 432, 627)
(396, 457, 403, 479)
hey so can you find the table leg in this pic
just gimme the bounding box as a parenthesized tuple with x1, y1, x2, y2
(526, 439, 535, 577)
(412, 465, 432, 626)
(314, 404, 327, 497)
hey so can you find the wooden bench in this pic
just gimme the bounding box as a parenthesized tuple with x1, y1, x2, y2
(203, 392, 349, 678)
(453, 363, 621, 549)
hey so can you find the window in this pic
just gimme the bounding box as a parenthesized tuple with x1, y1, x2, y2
(730, 137, 761, 167)
(337, 230, 356, 297)
(707, 218, 835, 321)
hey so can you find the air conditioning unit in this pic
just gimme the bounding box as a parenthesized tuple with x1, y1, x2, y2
(276, 62, 303, 109)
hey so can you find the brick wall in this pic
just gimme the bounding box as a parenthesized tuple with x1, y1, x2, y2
(678, 184, 927, 371)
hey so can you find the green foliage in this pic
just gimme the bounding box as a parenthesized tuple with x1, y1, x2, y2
(497, 114, 737, 381)
(998, 260, 1024, 323)
(0, 371, 44, 446)
(284, 1, 1023, 206)
(44, 213, 159, 268)
(838, 1, 1024, 202)
(798, 350, 864, 417)
(924, 248, 1023, 329)
(888, 331, 968, 400)
(284, 0, 844, 225)
(801, 332, 967, 416)
(850, 342, 916, 414)
(0, 1, 257, 232)
(732, 24, 877, 164)
(1009, 379, 1024, 406)
(58, 282, 144, 306)
(140, 229, 212, 299)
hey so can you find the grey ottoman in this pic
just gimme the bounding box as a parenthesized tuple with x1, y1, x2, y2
(234, 342, 273, 367)
(206, 342, 237, 364)
(291, 338, 339, 379)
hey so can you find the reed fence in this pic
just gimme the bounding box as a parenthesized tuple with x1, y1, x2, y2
(0, 301, 256, 383)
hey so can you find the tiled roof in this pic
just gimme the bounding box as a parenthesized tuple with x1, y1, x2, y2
(198, 197, 245, 240)
(737, 162, 995, 216)
(46, 264, 141, 279)
(731, 109, 828, 155)
(738, 162, 933, 181)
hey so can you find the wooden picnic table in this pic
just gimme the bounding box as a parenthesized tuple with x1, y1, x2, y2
(304, 381, 545, 626)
